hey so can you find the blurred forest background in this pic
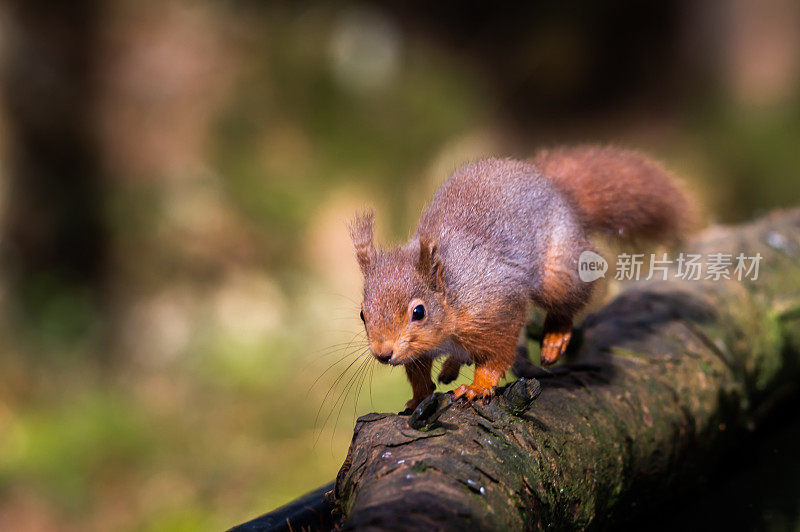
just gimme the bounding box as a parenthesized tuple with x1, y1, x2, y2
(0, 1, 799, 530)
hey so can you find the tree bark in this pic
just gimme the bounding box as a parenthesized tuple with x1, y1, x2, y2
(332, 208, 800, 530)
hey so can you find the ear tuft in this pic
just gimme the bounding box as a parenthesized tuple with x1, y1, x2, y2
(417, 237, 445, 293)
(348, 209, 377, 273)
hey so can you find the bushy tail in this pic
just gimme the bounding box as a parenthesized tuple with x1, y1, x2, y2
(533, 145, 696, 244)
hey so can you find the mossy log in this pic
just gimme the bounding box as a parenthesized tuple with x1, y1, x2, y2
(332, 208, 800, 530)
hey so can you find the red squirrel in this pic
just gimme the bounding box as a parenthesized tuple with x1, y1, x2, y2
(349, 146, 693, 410)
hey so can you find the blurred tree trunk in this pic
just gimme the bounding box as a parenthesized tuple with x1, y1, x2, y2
(1, 1, 107, 348)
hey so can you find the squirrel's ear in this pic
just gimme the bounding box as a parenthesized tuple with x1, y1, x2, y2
(348, 209, 377, 273)
(417, 238, 445, 293)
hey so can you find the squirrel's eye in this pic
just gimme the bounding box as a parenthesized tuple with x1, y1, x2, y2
(411, 304, 426, 321)
(360, 310, 365, 322)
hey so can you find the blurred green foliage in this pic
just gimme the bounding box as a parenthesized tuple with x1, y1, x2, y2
(1, 1, 799, 530)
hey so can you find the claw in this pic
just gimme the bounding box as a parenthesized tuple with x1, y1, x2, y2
(451, 383, 494, 404)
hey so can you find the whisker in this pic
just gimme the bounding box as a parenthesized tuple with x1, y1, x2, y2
(367, 360, 375, 410)
(313, 349, 370, 437)
(310, 337, 368, 361)
(312, 329, 366, 343)
(314, 350, 369, 446)
(326, 355, 371, 450)
(308, 333, 368, 358)
(352, 355, 372, 422)
(306, 344, 369, 397)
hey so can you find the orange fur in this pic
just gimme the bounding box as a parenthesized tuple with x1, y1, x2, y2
(449, 301, 526, 401)
(534, 145, 695, 243)
(540, 239, 581, 309)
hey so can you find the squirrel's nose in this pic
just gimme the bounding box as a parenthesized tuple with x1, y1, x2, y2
(372, 342, 394, 363)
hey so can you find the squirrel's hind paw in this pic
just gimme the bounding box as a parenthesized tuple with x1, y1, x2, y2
(541, 330, 571, 366)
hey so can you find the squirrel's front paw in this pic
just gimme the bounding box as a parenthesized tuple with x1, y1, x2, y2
(541, 330, 571, 365)
(450, 384, 494, 404)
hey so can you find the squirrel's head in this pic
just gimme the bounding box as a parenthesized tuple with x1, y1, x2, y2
(349, 210, 448, 366)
